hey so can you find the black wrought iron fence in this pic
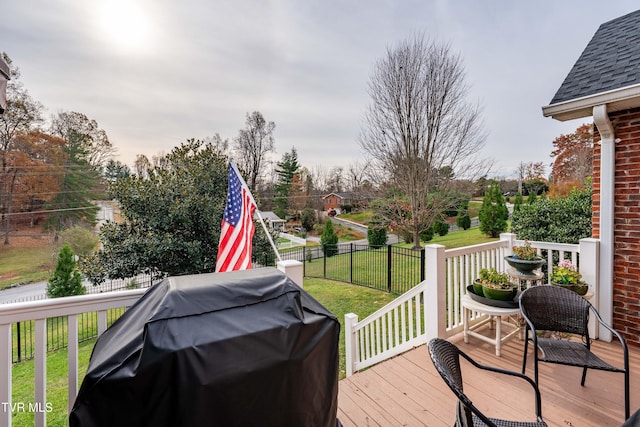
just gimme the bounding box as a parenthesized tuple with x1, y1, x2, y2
(11, 308, 128, 363)
(274, 243, 425, 294)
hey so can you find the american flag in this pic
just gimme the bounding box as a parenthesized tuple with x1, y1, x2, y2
(215, 162, 257, 272)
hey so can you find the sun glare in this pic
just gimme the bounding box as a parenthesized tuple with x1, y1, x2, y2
(97, 0, 151, 51)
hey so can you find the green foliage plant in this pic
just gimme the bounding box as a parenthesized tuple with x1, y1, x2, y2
(301, 207, 317, 231)
(478, 180, 508, 237)
(477, 267, 511, 290)
(47, 244, 85, 298)
(58, 226, 99, 258)
(456, 211, 471, 230)
(511, 240, 540, 260)
(510, 184, 591, 244)
(321, 219, 339, 257)
(367, 213, 387, 246)
(513, 191, 523, 212)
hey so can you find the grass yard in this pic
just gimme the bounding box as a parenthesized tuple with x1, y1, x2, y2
(0, 246, 55, 290)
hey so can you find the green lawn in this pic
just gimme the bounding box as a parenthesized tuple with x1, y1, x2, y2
(0, 246, 55, 289)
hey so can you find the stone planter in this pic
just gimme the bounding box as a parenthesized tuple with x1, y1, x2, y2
(482, 284, 518, 301)
(551, 281, 589, 296)
(504, 256, 544, 273)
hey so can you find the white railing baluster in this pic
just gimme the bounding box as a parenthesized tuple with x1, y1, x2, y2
(34, 319, 46, 427)
(1, 323, 11, 427)
(68, 314, 79, 415)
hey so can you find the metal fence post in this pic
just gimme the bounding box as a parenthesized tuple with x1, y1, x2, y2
(350, 243, 353, 284)
(420, 248, 426, 283)
(387, 245, 392, 293)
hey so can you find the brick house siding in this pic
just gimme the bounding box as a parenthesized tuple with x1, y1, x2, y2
(593, 107, 640, 344)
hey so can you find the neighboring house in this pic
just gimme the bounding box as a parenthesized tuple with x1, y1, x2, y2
(260, 211, 285, 231)
(543, 9, 640, 346)
(322, 193, 350, 213)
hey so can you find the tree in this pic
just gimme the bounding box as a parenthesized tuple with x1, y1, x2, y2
(233, 111, 275, 192)
(45, 129, 101, 232)
(359, 35, 487, 248)
(273, 148, 301, 219)
(0, 54, 44, 243)
(85, 140, 228, 280)
(50, 111, 114, 170)
(320, 219, 339, 257)
(58, 225, 99, 258)
(478, 180, 508, 237)
(456, 211, 471, 230)
(367, 212, 388, 246)
(513, 191, 523, 212)
(104, 159, 131, 182)
(550, 123, 594, 185)
(47, 243, 85, 298)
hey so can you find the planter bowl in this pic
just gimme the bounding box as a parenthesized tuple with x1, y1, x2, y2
(552, 281, 589, 296)
(504, 256, 544, 272)
(482, 285, 518, 301)
(472, 279, 484, 296)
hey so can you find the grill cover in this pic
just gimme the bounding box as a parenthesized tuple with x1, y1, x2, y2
(70, 268, 340, 427)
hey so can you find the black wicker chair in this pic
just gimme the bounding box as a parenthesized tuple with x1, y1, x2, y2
(428, 338, 547, 427)
(519, 285, 630, 420)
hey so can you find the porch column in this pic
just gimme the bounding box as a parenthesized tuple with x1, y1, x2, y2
(579, 238, 600, 338)
(593, 104, 615, 341)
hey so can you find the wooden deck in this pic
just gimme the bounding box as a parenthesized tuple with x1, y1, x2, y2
(338, 327, 640, 427)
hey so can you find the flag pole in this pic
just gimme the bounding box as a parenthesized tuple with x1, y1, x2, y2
(230, 161, 283, 263)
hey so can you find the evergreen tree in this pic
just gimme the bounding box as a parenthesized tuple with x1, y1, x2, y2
(45, 130, 100, 231)
(478, 180, 508, 237)
(273, 148, 300, 218)
(367, 213, 388, 246)
(514, 191, 523, 212)
(456, 211, 471, 230)
(527, 190, 537, 204)
(48, 243, 85, 298)
(321, 219, 339, 257)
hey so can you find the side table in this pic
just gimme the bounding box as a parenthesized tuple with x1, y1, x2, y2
(461, 294, 521, 356)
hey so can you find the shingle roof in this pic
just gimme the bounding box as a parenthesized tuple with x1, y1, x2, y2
(550, 9, 640, 105)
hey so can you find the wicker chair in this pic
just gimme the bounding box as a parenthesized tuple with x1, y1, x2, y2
(428, 338, 547, 427)
(519, 285, 630, 420)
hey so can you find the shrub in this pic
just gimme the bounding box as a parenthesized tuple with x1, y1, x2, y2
(48, 244, 86, 298)
(479, 180, 508, 237)
(321, 220, 339, 257)
(367, 213, 387, 246)
(510, 185, 591, 243)
(456, 212, 471, 230)
(301, 208, 316, 231)
(433, 221, 449, 236)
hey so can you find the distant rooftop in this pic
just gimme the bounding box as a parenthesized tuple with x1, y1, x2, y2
(549, 9, 640, 105)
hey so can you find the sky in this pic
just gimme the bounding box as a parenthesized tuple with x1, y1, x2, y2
(2, 1, 639, 179)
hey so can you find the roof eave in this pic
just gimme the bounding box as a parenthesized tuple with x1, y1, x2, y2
(542, 83, 640, 121)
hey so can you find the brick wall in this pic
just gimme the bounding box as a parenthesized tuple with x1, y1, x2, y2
(593, 107, 640, 345)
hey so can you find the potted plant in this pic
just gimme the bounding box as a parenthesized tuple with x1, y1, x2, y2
(505, 240, 544, 273)
(550, 259, 588, 295)
(476, 268, 517, 301)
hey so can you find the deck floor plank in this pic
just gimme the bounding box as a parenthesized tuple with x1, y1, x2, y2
(338, 328, 640, 427)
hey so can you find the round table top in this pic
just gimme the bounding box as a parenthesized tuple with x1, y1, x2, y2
(461, 293, 521, 315)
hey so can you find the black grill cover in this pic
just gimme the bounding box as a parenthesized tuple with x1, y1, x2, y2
(70, 268, 340, 427)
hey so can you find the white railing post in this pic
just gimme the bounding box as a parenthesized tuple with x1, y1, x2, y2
(344, 313, 358, 377)
(425, 244, 446, 340)
(277, 260, 304, 288)
(580, 238, 602, 339)
(0, 324, 11, 427)
(500, 233, 517, 256)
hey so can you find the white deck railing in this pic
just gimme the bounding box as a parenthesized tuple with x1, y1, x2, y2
(344, 233, 600, 376)
(0, 289, 146, 427)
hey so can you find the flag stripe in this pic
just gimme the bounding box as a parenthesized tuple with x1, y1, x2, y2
(216, 164, 257, 272)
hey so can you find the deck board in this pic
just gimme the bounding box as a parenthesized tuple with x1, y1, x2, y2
(338, 328, 640, 427)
